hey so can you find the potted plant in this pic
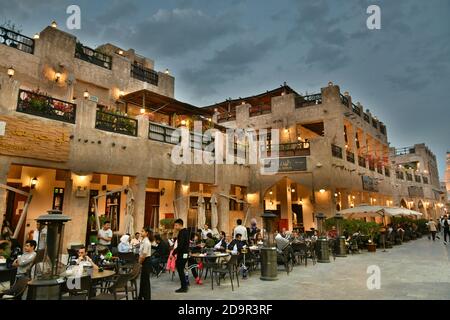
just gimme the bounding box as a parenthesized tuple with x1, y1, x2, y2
(364, 222, 380, 252)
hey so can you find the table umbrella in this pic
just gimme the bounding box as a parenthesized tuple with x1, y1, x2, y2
(124, 188, 135, 235)
(210, 194, 219, 236)
(339, 204, 386, 219)
(197, 194, 206, 229)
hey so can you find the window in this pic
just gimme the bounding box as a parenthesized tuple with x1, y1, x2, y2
(52, 188, 65, 211)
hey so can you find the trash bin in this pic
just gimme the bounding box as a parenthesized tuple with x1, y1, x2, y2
(317, 237, 330, 263)
(260, 247, 278, 281)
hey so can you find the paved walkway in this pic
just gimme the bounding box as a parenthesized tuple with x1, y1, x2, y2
(151, 237, 450, 300)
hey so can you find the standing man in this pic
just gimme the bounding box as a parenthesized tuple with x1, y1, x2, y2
(98, 221, 113, 251)
(201, 224, 212, 241)
(173, 219, 190, 293)
(442, 215, 449, 245)
(233, 219, 248, 244)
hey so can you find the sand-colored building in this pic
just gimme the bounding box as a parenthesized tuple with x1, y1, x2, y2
(0, 23, 446, 250)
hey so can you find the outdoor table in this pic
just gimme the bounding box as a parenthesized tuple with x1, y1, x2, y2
(60, 268, 116, 298)
(26, 278, 65, 300)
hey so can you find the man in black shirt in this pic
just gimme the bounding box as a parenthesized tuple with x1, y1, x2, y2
(173, 218, 190, 293)
(150, 234, 169, 276)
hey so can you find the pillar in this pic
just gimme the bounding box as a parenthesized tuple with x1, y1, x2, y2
(174, 180, 189, 225)
(62, 172, 92, 251)
(129, 175, 147, 233)
(0, 156, 11, 228)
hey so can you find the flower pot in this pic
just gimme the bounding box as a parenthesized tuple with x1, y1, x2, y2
(367, 243, 377, 252)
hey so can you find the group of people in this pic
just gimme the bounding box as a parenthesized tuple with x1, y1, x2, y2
(428, 215, 450, 244)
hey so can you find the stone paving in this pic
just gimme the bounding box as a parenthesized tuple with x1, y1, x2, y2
(151, 237, 450, 300)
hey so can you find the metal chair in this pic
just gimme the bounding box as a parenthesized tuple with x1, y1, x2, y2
(91, 273, 131, 300)
(291, 242, 308, 266)
(211, 254, 240, 291)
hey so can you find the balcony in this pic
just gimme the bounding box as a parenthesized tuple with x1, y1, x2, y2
(358, 156, 366, 168)
(249, 104, 271, 117)
(263, 142, 310, 157)
(377, 165, 383, 174)
(363, 113, 370, 123)
(295, 93, 322, 108)
(331, 144, 343, 159)
(346, 151, 355, 163)
(75, 42, 112, 70)
(369, 160, 375, 171)
(17, 89, 76, 123)
(340, 94, 350, 108)
(95, 110, 137, 136)
(131, 63, 158, 86)
(149, 122, 180, 144)
(351, 103, 361, 116)
(0, 26, 34, 54)
(217, 112, 236, 123)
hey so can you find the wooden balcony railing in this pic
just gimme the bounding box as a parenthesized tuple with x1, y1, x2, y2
(249, 104, 271, 117)
(75, 42, 112, 69)
(352, 103, 361, 116)
(346, 151, 355, 163)
(331, 144, 343, 159)
(0, 26, 34, 54)
(217, 112, 236, 123)
(340, 94, 350, 108)
(131, 63, 159, 86)
(358, 156, 366, 168)
(95, 110, 137, 136)
(363, 113, 370, 123)
(17, 89, 76, 123)
(295, 93, 322, 108)
(262, 142, 310, 157)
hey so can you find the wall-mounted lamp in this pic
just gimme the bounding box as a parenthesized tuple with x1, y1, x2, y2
(140, 108, 146, 114)
(118, 90, 124, 98)
(33, 33, 40, 39)
(7, 66, 15, 78)
(269, 190, 273, 195)
(291, 188, 296, 193)
(319, 189, 326, 194)
(55, 71, 62, 82)
(83, 89, 89, 99)
(118, 50, 124, 55)
(164, 68, 170, 75)
(181, 120, 186, 126)
(51, 21, 58, 28)
(30, 177, 38, 189)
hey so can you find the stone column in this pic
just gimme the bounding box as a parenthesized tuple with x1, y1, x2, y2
(0, 156, 11, 228)
(62, 172, 92, 251)
(129, 175, 147, 233)
(174, 181, 189, 225)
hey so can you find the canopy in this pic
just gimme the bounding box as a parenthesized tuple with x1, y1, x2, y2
(197, 195, 206, 229)
(338, 204, 386, 218)
(383, 207, 423, 217)
(210, 194, 219, 236)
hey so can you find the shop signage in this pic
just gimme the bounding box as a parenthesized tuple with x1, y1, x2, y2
(262, 156, 307, 173)
(362, 175, 378, 192)
(0, 115, 71, 162)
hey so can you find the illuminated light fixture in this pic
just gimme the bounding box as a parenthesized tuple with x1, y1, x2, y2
(344, 91, 349, 96)
(140, 108, 146, 114)
(284, 128, 289, 134)
(334, 193, 338, 197)
(345, 144, 348, 149)
(164, 69, 170, 75)
(33, 33, 40, 39)
(7, 66, 15, 78)
(269, 190, 273, 195)
(352, 195, 356, 199)
(30, 177, 38, 189)
(241, 101, 245, 105)
(55, 71, 61, 82)
(83, 89, 89, 99)
(51, 20, 58, 28)
(207, 118, 211, 122)
(373, 199, 377, 202)
(297, 136, 302, 141)
(181, 119, 186, 126)
(319, 189, 326, 194)
(291, 188, 295, 193)
(118, 50, 124, 55)
(328, 81, 333, 86)
(118, 90, 125, 98)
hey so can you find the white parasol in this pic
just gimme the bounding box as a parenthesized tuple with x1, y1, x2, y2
(197, 194, 206, 229)
(210, 194, 219, 236)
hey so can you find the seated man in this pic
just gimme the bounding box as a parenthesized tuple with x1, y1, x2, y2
(227, 233, 245, 254)
(204, 233, 216, 248)
(76, 246, 98, 269)
(150, 234, 169, 275)
(214, 231, 227, 252)
(13, 240, 36, 279)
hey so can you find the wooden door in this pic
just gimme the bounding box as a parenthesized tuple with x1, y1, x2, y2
(144, 192, 160, 229)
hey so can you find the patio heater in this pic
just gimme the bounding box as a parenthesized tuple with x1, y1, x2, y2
(260, 211, 278, 281)
(27, 210, 71, 300)
(334, 213, 347, 257)
(315, 213, 330, 263)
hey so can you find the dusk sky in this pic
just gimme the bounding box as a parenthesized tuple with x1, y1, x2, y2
(1, 0, 449, 175)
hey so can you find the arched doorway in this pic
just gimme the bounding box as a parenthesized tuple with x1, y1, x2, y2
(400, 199, 407, 208)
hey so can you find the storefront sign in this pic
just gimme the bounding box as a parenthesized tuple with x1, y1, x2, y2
(262, 156, 307, 173)
(362, 175, 378, 192)
(0, 115, 71, 162)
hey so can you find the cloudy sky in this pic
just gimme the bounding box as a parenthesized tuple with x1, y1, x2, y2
(1, 0, 449, 176)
